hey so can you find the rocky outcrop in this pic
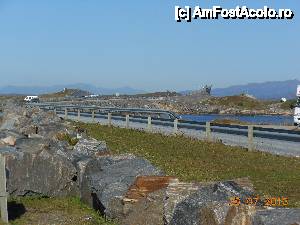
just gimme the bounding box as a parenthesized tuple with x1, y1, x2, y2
(107, 177, 300, 225)
(0, 103, 65, 139)
(114, 178, 256, 225)
(0, 104, 165, 215)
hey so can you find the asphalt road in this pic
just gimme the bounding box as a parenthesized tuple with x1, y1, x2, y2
(60, 112, 300, 158)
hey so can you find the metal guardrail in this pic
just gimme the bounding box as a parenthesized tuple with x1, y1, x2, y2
(28, 104, 300, 149)
(29, 103, 179, 120)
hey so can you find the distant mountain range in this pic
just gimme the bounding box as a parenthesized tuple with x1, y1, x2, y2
(0, 83, 145, 95)
(211, 79, 300, 99)
(1, 79, 299, 99)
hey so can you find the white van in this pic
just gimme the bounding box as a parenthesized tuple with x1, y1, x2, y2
(24, 96, 39, 102)
(294, 85, 300, 126)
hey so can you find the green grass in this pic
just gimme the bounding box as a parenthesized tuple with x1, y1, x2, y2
(56, 132, 79, 146)
(201, 95, 270, 110)
(4, 197, 115, 225)
(76, 122, 300, 208)
(211, 118, 251, 125)
(40, 90, 73, 98)
(280, 99, 297, 110)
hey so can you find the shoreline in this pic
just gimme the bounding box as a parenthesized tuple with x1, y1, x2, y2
(179, 112, 293, 117)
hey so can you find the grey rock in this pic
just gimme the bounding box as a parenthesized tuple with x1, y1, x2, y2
(0, 114, 22, 131)
(0, 104, 65, 139)
(73, 138, 108, 158)
(120, 190, 166, 225)
(0, 136, 16, 146)
(214, 203, 256, 225)
(253, 208, 300, 225)
(80, 154, 163, 217)
(5, 146, 79, 197)
(164, 180, 200, 224)
(169, 181, 255, 225)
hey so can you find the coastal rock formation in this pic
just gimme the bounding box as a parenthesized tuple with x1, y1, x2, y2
(0, 103, 65, 139)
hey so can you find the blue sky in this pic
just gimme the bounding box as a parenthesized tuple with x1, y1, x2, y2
(0, 0, 299, 91)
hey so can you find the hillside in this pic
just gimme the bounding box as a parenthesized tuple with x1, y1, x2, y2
(0, 84, 144, 95)
(212, 79, 300, 100)
(202, 95, 266, 110)
(40, 88, 91, 99)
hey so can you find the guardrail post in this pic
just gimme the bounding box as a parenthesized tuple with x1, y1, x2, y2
(0, 154, 8, 223)
(147, 116, 152, 131)
(248, 125, 254, 150)
(64, 108, 68, 119)
(125, 115, 130, 129)
(92, 110, 95, 123)
(206, 122, 211, 141)
(77, 109, 81, 121)
(108, 113, 112, 127)
(174, 119, 178, 134)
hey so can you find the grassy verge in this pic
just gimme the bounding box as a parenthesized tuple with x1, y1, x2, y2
(3, 197, 115, 225)
(280, 99, 297, 110)
(211, 118, 251, 125)
(76, 122, 300, 208)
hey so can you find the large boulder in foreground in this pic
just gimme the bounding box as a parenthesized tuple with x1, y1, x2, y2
(5, 146, 79, 197)
(112, 176, 300, 225)
(2, 134, 112, 198)
(117, 177, 257, 225)
(79, 154, 164, 216)
(168, 180, 255, 225)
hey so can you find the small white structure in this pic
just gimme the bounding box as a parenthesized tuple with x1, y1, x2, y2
(280, 98, 287, 102)
(115, 92, 120, 97)
(297, 85, 300, 97)
(294, 85, 300, 126)
(24, 96, 39, 102)
(84, 94, 99, 98)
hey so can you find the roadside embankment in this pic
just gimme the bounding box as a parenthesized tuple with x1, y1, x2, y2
(0, 103, 299, 224)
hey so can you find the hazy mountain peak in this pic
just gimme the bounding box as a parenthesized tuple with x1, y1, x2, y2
(0, 84, 145, 95)
(212, 79, 300, 100)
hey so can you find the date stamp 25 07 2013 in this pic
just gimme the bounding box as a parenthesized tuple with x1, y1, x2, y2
(229, 196, 288, 207)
